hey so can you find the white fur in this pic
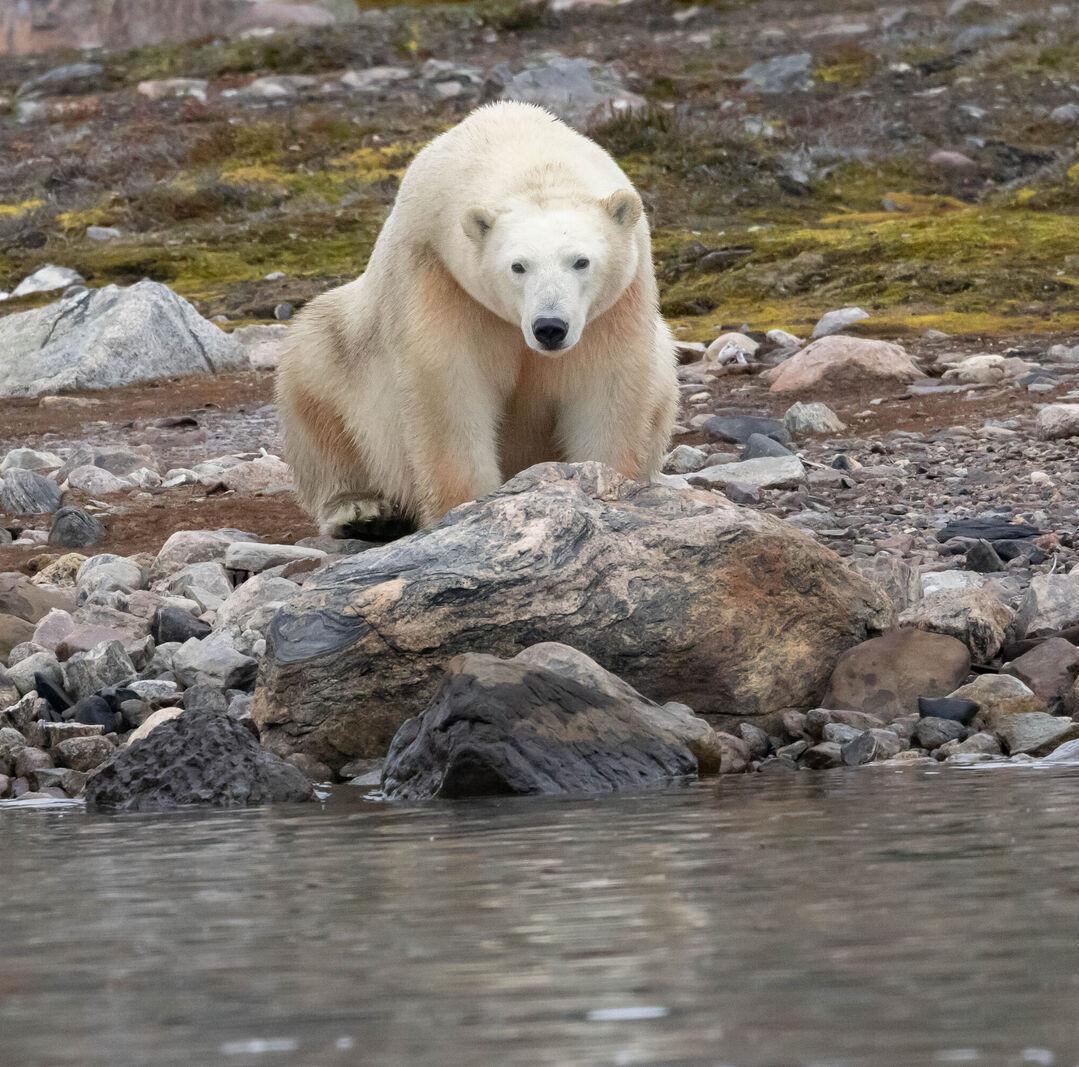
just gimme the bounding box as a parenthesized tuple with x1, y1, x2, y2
(276, 102, 679, 535)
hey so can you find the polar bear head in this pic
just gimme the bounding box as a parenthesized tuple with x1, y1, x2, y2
(462, 189, 643, 354)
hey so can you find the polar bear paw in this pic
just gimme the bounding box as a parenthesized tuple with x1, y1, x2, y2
(319, 496, 416, 543)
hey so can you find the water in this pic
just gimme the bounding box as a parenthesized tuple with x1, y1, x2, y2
(3, 765, 1079, 1066)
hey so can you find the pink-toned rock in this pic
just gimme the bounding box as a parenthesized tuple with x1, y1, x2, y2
(56, 625, 133, 662)
(31, 608, 75, 652)
(763, 336, 923, 394)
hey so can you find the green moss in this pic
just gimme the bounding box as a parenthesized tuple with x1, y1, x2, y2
(0, 198, 45, 219)
(654, 205, 1079, 341)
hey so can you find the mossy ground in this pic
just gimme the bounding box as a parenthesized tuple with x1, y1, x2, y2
(0, 0, 1075, 341)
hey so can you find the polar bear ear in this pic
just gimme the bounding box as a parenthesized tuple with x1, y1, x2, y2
(602, 189, 643, 228)
(463, 206, 496, 243)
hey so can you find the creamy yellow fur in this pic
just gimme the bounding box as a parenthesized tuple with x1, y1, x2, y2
(276, 101, 679, 535)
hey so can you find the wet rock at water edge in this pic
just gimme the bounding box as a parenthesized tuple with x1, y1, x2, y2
(995, 713, 1079, 757)
(83, 708, 313, 811)
(380, 653, 698, 800)
(918, 697, 979, 725)
(914, 716, 967, 751)
(255, 462, 892, 767)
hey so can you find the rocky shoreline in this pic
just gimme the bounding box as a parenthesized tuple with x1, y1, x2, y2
(2, 277, 1079, 808)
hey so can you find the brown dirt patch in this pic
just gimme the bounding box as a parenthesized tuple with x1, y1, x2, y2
(0, 486, 315, 575)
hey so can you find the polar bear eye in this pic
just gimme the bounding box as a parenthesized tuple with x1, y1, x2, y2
(573, 257, 590, 270)
(511, 262, 526, 275)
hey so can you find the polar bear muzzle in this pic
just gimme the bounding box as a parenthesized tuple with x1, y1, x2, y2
(532, 316, 569, 351)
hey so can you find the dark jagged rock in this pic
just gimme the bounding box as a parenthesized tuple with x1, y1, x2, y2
(256, 462, 892, 766)
(151, 605, 212, 645)
(935, 517, 1040, 543)
(380, 653, 698, 800)
(69, 695, 122, 733)
(48, 506, 105, 549)
(33, 673, 73, 713)
(182, 684, 228, 715)
(83, 708, 313, 811)
(993, 539, 1045, 563)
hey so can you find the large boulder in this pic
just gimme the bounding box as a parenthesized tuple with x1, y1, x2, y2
(380, 652, 698, 800)
(763, 336, 923, 394)
(0, 468, 62, 515)
(83, 708, 313, 811)
(825, 630, 971, 720)
(0, 280, 246, 398)
(255, 463, 893, 767)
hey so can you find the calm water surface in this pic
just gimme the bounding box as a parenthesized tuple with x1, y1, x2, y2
(3, 765, 1079, 1066)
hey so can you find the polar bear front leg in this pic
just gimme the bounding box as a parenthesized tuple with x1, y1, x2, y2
(407, 367, 505, 525)
(557, 375, 662, 482)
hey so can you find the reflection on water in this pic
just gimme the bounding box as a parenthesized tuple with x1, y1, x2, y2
(0, 0, 335, 56)
(2, 766, 1079, 1066)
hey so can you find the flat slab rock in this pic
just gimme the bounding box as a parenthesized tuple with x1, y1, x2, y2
(83, 708, 313, 811)
(380, 652, 698, 800)
(255, 462, 892, 767)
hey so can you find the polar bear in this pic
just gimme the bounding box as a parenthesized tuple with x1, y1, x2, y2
(276, 101, 679, 538)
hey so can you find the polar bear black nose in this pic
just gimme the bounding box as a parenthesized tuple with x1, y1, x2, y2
(533, 317, 568, 350)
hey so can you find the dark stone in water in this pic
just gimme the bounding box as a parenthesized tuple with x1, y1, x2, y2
(936, 517, 1040, 543)
(703, 415, 790, 446)
(84, 708, 313, 812)
(918, 697, 979, 725)
(841, 731, 878, 767)
(380, 653, 698, 801)
(914, 716, 968, 751)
